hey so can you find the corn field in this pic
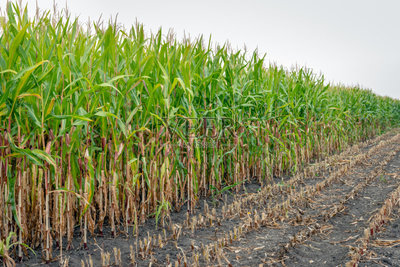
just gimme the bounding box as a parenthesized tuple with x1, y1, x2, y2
(0, 3, 400, 263)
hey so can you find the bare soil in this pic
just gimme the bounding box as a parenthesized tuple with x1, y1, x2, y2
(18, 129, 400, 266)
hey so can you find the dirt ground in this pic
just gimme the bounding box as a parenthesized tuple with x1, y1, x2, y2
(18, 129, 400, 266)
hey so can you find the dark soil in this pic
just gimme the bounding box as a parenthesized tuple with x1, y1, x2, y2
(357, 205, 400, 267)
(17, 130, 400, 267)
(283, 147, 400, 266)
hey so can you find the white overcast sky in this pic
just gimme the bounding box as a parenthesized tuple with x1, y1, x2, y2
(1, 0, 399, 99)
